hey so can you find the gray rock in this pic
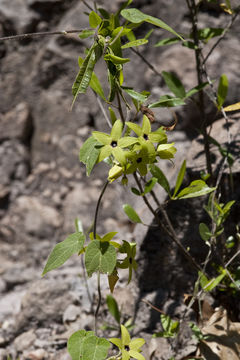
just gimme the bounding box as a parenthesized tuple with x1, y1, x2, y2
(23, 348, 48, 360)
(187, 114, 240, 175)
(16, 196, 61, 237)
(0, 102, 33, 144)
(0, 0, 38, 33)
(0, 140, 30, 186)
(63, 304, 80, 324)
(13, 329, 36, 352)
(15, 279, 75, 331)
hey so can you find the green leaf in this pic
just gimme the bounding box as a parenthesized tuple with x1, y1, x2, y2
(176, 180, 215, 199)
(85, 240, 117, 277)
(155, 36, 181, 47)
(121, 38, 148, 49)
(154, 314, 179, 338)
(104, 53, 130, 64)
(131, 187, 141, 196)
(173, 160, 186, 198)
(149, 164, 171, 196)
(79, 29, 95, 39)
(197, 27, 224, 42)
(121, 8, 184, 40)
(123, 204, 142, 223)
(198, 271, 210, 289)
(203, 271, 227, 292)
(217, 74, 228, 109)
(149, 95, 185, 108)
(121, 86, 148, 103)
(79, 136, 101, 176)
(106, 294, 121, 324)
(42, 232, 85, 276)
(199, 223, 212, 242)
(72, 42, 102, 107)
(78, 57, 106, 100)
(162, 71, 186, 98)
(108, 107, 117, 125)
(67, 330, 110, 360)
(90, 72, 106, 100)
(143, 177, 158, 195)
(185, 82, 209, 98)
(89, 11, 102, 28)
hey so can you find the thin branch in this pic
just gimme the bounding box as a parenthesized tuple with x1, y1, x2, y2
(134, 172, 204, 274)
(130, 47, 162, 78)
(94, 271, 102, 335)
(0, 28, 91, 42)
(95, 93, 112, 128)
(225, 249, 240, 268)
(93, 180, 109, 239)
(203, 9, 240, 65)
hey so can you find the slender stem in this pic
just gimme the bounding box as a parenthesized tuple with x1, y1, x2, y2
(225, 249, 240, 268)
(95, 93, 112, 128)
(186, 0, 212, 177)
(133, 173, 156, 215)
(0, 28, 91, 42)
(116, 91, 125, 125)
(94, 270, 102, 334)
(81, 0, 94, 11)
(203, 9, 240, 65)
(134, 173, 204, 274)
(92, 180, 109, 334)
(130, 47, 162, 78)
(93, 181, 109, 239)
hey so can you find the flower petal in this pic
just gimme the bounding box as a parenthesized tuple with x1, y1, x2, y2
(130, 338, 145, 350)
(121, 325, 131, 346)
(129, 350, 146, 360)
(142, 115, 151, 135)
(109, 337, 122, 349)
(118, 137, 139, 148)
(126, 122, 143, 137)
(98, 145, 112, 162)
(92, 131, 111, 145)
(122, 349, 131, 360)
(112, 147, 126, 165)
(111, 119, 123, 140)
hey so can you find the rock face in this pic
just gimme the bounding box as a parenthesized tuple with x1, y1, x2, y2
(0, 1, 240, 359)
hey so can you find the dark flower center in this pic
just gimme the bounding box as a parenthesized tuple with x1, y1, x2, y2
(111, 140, 118, 148)
(125, 345, 130, 351)
(143, 133, 148, 140)
(136, 157, 142, 163)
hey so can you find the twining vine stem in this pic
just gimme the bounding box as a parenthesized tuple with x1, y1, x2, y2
(93, 180, 109, 334)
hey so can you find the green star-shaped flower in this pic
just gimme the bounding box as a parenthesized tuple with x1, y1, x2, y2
(126, 115, 167, 156)
(117, 240, 137, 284)
(124, 145, 153, 176)
(92, 120, 138, 164)
(110, 325, 145, 360)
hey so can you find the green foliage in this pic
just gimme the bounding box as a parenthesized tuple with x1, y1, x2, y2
(123, 204, 142, 224)
(67, 330, 110, 360)
(39, 1, 239, 359)
(153, 314, 179, 338)
(110, 324, 145, 360)
(42, 232, 85, 276)
(79, 136, 101, 176)
(85, 240, 117, 277)
(106, 294, 121, 325)
(217, 74, 228, 109)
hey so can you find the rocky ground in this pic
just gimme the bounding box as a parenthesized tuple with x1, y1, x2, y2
(0, 1, 240, 359)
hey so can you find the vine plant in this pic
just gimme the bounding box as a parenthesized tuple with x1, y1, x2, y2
(35, 0, 240, 359)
